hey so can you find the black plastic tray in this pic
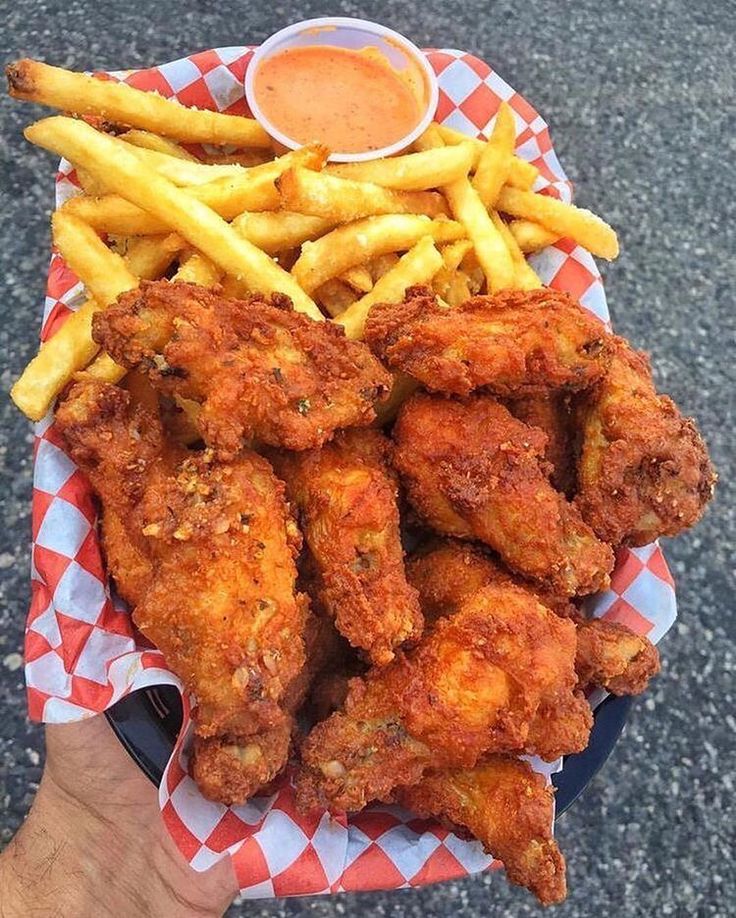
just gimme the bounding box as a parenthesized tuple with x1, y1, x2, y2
(106, 687, 631, 817)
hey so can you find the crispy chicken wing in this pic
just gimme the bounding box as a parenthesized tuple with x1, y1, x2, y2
(55, 378, 308, 801)
(395, 757, 566, 905)
(272, 430, 423, 664)
(364, 285, 610, 397)
(407, 538, 658, 698)
(506, 392, 576, 496)
(92, 280, 391, 458)
(575, 337, 715, 546)
(295, 582, 579, 813)
(393, 393, 614, 595)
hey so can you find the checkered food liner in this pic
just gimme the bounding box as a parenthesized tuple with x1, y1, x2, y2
(25, 47, 676, 896)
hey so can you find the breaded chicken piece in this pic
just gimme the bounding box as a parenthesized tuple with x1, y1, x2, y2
(506, 392, 576, 496)
(55, 379, 308, 802)
(395, 757, 566, 905)
(407, 540, 591, 758)
(272, 430, 423, 665)
(295, 582, 579, 813)
(192, 611, 347, 805)
(574, 616, 660, 695)
(406, 538, 576, 622)
(364, 285, 610, 398)
(408, 538, 658, 698)
(92, 280, 391, 458)
(575, 337, 715, 546)
(393, 393, 614, 595)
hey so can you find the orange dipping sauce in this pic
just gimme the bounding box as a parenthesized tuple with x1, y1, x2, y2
(252, 45, 426, 154)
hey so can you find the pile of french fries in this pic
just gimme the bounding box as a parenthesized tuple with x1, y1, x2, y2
(7, 58, 619, 422)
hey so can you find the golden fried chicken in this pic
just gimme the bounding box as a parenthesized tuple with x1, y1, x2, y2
(574, 616, 660, 695)
(271, 430, 423, 664)
(506, 392, 576, 496)
(364, 285, 610, 397)
(407, 538, 658, 698)
(295, 582, 579, 813)
(393, 393, 614, 595)
(575, 336, 715, 546)
(55, 378, 309, 802)
(395, 756, 566, 905)
(92, 279, 391, 458)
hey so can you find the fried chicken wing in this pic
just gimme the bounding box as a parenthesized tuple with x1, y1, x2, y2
(395, 757, 566, 905)
(295, 582, 579, 813)
(364, 285, 610, 397)
(574, 616, 660, 695)
(393, 393, 614, 595)
(55, 378, 309, 801)
(575, 337, 715, 546)
(272, 430, 423, 664)
(506, 392, 576, 496)
(407, 538, 658, 699)
(92, 280, 391, 458)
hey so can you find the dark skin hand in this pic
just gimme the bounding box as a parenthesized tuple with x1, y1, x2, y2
(0, 717, 237, 918)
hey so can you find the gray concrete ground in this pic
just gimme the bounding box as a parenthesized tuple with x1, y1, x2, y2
(1, 1, 733, 915)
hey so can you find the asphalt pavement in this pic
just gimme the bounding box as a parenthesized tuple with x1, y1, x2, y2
(0, 1, 733, 915)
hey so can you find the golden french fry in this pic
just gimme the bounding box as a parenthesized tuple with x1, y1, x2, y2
(508, 218, 560, 253)
(118, 129, 197, 161)
(276, 167, 449, 223)
(231, 211, 334, 255)
(27, 118, 322, 319)
(60, 145, 328, 233)
(197, 149, 273, 167)
(473, 103, 515, 207)
(316, 278, 358, 318)
(445, 271, 473, 306)
(489, 211, 542, 289)
(119, 141, 250, 186)
(432, 240, 474, 299)
(75, 167, 108, 196)
(432, 123, 538, 189)
(292, 214, 464, 293)
(174, 251, 222, 286)
(497, 186, 619, 260)
(416, 126, 514, 292)
(11, 229, 182, 419)
(52, 211, 138, 305)
(336, 236, 444, 339)
(368, 252, 400, 281)
(7, 58, 271, 147)
(340, 265, 374, 294)
(327, 143, 475, 191)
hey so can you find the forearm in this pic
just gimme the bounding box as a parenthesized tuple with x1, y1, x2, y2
(0, 773, 235, 917)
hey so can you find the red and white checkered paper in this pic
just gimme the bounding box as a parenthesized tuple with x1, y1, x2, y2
(25, 47, 677, 897)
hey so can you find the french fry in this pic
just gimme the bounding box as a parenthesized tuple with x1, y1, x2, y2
(336, 236, 444, 339)
(416, 126, 514, 292)
(445, 270, 473, 306)
(373, 372, 420, 425)
(173, 251, 222, 286)
(6, 59, 271, 147)
(26, 118, 322, 319)
(316, 279, 358, 318)
(432, 239, 474, 299)
(119, 129, 197, 161)
(291, 215, 464, 293)
(490, 211, 542, 289)
(340, 265, 374, 294)
(497, 186, 619, 260)
(327, 143, 475, 191)
(11, 229, 181, 419)
(473, 102, 515, 207)
(433, 123, 538, 189)
(60, 146, 328, 233)
(119, 142, 250, 186)
(508, 218, 560, 253)
(197, 149, 273, 167)
(52, 211, 138, 305)
(75, 167, 108, 196)
(368, 252, 400, 282)
(276, 167, 449, 223)
(231, 211, 334, 255)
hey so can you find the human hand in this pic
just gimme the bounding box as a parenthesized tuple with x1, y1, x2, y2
(0, 715, 238, 917)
